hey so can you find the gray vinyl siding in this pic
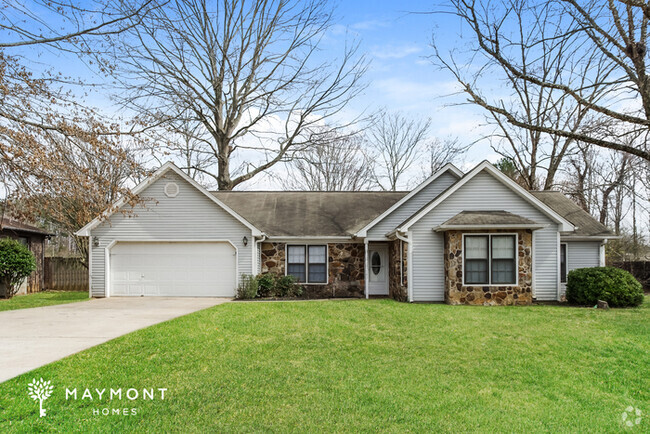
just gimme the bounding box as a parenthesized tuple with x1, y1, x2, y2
(89, 171, 253, 297)
(367, 171, 459, 239)
(560, 241, 602, 296)
(409, 170, 560, 302)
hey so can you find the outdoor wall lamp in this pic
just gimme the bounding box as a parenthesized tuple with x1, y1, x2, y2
(92, 236, 99, 248)
(242, 236, 248, 246)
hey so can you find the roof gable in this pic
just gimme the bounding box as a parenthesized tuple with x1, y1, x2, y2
(355, 163, 463, 237)
(398, 161, 575, 232)
(76, 162, 262, 236)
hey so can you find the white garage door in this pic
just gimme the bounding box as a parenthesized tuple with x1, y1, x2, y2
(110, 242, 236, 297)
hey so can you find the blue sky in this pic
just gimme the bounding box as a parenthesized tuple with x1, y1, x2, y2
(323, 1, 495, 166)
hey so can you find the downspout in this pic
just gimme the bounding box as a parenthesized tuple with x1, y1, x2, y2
(395, 232, 409, 287)
(600, 239, 608, 267)
(254, 234, 267, 275)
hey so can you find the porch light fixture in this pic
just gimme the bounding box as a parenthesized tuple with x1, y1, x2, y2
(92, 236, 99, 248)
(242, 236, 248, 246)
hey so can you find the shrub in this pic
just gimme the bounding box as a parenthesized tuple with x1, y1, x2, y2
(275, 275, 303, 298)
(0, 238, 37, 299)
(254, 273, 303, 298)
(236, 274, 258, 299)
(566, 267, 644, 307)
(256, 273, 276, 298)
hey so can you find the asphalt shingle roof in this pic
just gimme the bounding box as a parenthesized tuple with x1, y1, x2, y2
(212, 191, 407, 237)
(210, 188, 612, 239)
(0, 218, 51, 236)
(439, 210, 541, 227)
(530, 191, 614, 237)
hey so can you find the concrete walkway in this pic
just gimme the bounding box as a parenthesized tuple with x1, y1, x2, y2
(0, 297, 229, 383)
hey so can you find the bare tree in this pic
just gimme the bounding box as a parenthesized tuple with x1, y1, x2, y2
(435, 0, 650, 163)
(283, 130, 374, 191)
(116, 0, 367, 190)
(146, 114, 216, 187)
(434, 0, 608, 190)
(369, 111, 431, 191)
(424, 136, 468, 176)
(0, 0, 158, 49)
(562, 145, 641, 230)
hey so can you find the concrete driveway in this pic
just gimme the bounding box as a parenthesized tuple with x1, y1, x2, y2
(0, 297, 229, 383)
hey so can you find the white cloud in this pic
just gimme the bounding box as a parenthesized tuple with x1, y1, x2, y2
(371, 44, 422, 59)
(351, 19, 390, 31)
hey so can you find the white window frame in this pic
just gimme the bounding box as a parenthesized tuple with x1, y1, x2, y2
(462, 233, 519, 286)
(285, 244, 328, 285)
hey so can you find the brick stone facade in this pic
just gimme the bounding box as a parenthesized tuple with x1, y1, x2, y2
(388, 239, 408, 302)
(260, 242, 365, 298)
(444, 229, 533, 306)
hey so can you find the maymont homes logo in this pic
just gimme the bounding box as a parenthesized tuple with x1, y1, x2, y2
(27, 378, 168, 417)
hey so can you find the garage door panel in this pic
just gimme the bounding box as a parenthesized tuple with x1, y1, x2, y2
(110, 242, 236, 297)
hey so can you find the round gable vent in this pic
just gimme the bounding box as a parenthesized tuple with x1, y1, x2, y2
(164, 182, 180, 198)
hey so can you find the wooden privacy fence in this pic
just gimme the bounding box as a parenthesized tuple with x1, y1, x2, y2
(612, 261, 650, 291)
(44, 257, 88, 291)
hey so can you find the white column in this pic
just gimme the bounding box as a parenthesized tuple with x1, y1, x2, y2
(364, 239, 369, 299)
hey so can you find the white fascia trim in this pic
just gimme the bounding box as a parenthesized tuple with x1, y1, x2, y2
(434, 224, 547, 232)
(560, 235, 621, 241)
(266, 236, 356, 242)
(354, 163, 463, 237)
(398, 161, 575, 233)
(76, 162, 262, 237)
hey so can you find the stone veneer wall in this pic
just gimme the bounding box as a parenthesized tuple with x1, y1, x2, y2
(388, 240, 408, 302)
(260, 242, 365, 298)
(444, 229, 533, 306)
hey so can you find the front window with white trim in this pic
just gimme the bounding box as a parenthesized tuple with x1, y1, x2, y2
(463, 234, 517, 285)
(287, 245, 327, 284)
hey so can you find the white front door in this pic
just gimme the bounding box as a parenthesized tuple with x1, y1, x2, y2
(110, 242, 237, 297)
(368, 244, 389, 295)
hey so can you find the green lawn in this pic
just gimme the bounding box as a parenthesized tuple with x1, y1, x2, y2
(0, 299, 648, 432)
(0, 290, 88, 312)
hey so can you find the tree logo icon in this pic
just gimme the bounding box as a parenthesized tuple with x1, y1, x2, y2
(27, 378, 54, 417)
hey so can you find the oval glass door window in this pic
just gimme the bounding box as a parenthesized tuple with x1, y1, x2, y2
(371, 252, 381, 275)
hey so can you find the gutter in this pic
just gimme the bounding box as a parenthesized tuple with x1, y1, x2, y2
(560, 234, 622, 241)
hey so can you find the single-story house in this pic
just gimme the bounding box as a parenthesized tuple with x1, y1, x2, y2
(76, 160, 615, 305)
(1, 218, 50, 295)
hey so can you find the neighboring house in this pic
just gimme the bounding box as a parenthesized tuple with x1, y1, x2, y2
(1, 218, 50, 295)
(77, 161, 615, 305)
